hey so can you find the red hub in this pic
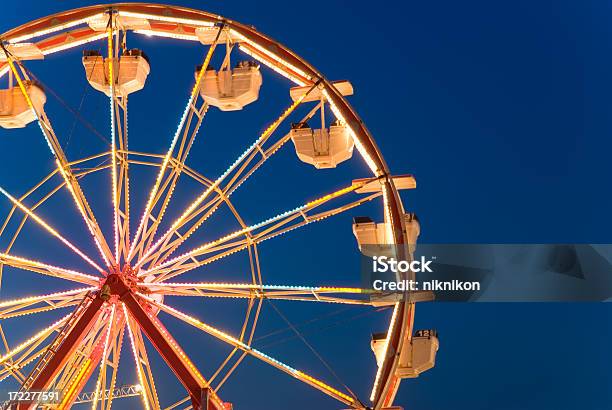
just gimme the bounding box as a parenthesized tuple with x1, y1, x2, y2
(17, 270, 223, 410)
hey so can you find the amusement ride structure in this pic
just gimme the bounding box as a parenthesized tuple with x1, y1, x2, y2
(0, 4, 438, 409)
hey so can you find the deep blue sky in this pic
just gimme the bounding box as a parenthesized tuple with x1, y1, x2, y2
(0, 1, 611, 409)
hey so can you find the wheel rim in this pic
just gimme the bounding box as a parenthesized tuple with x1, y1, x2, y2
(0, 5, 415, 409)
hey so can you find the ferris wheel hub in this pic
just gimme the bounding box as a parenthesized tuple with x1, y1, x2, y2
(104, 271, 135, 296)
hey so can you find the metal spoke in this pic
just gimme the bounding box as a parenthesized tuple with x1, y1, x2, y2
(0, 313, 71, 366)
(115, 100, 131, 264)
(140, 180, 381, 282)
(2, 54, 114, 267)
(0, 342, 49, 383)
(0, 158, 111, 290)
(140, 296, 357, 408)
(102, 324, 125, 410)
(127, 25, 223, 264)
(130, 100, 209, 264)
(55, 309, 112, 407)
(135, 83, 320, 271)
(163, 396, 189, 410)
(145, 101, 325, 270)
(91, 304, 116, 410)
(124, 304, 160, 410)
(51, 308, 107, 392)
(0, 252, 100, 285)
(142, 282, 373, 305)
(0, 186, 104, 274)
(108, 17, 120, 265)
(0, 168, 60, 240)
(105, 17, 131, 265)
(0, 287, 94, 320)
(206, 242, 264, 390)
(209, 297, 261, 390)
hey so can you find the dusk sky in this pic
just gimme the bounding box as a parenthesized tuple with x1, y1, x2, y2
(0, 1, 610, 409)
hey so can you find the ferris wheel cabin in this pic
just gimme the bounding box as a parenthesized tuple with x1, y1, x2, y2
(82, 49, 150, 97)
(290, 120, 355, 169)
(195, 61, 262, 111)
(0, 81, 45, 129)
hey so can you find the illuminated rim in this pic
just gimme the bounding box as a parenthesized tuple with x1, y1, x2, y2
(0, 4, 415, 408)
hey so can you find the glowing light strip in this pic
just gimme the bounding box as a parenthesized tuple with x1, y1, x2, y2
(127, 29, 220, 262)
(142, 205, 306, 275)
(0, 313, 71, 364)
(59, 357, 93, 409)
(7, 15, 103, 43)
(295, 371, 354, 402)
(123, 113, 131, 255)
(143, 282, 366, 293)
(133, 29, 199, 41)
(370, 302, 400, 402)
(108, 25, 119, 265)
(382, 184, 394, 243)
(92, 305, 116, 410)
(123, 304, 152, 410)
(305, 184, 360, 208)
(143, 180, 367, 275)
(0, 302, 82, 321)
(0, 287, 95, 309)
(0, 252, 100, 285)
(322, 90, 380, 175)
(0, 186, 104, 273)
(118, 11, 216, 27)
(141, 282, 371, 305)
(141, 295, 354, 405)
(0, 347, 46, 381)
(231, 29, 312, 82)
(137, 93, 311, 270)
(238, 45, 306, 86)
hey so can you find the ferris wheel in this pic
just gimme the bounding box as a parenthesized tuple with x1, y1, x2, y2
(0, 4, 438, 409)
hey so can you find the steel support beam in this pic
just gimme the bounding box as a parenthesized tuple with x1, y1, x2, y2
(107, 274, 221, 410)
(16, 293, 105, 410)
